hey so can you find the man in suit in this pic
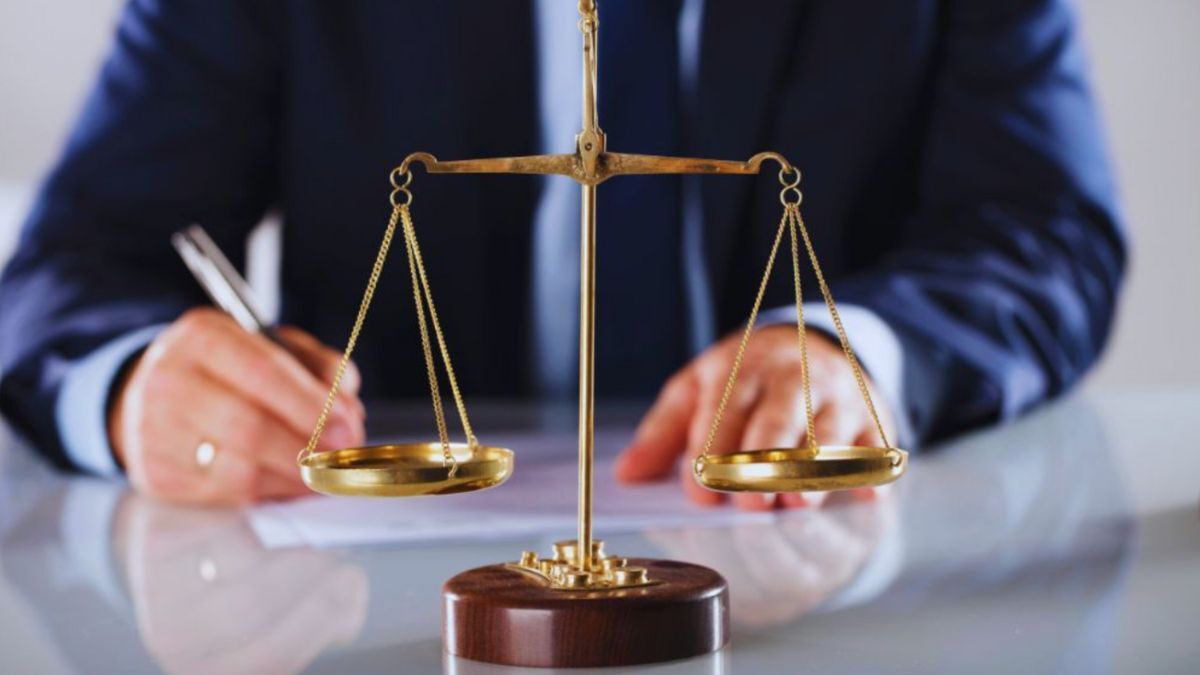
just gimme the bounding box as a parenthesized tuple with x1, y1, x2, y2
(0, 0, 1125, 507)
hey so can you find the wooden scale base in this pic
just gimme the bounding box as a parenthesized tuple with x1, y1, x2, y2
(444, 552, 729, 668)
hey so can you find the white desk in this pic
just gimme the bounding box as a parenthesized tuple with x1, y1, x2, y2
(1, 390, 1197, 674)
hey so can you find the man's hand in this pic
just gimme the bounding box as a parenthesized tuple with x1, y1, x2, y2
(615, 325, 895, 510)
(110, 308, 366, 506)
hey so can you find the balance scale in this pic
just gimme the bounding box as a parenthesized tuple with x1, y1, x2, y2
(296, 1, 907, 667)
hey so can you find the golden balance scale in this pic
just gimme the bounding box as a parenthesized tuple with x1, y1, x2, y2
(296, 1, 906, 668)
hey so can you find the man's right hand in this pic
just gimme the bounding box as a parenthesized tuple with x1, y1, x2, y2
(109, 308, 366, 506)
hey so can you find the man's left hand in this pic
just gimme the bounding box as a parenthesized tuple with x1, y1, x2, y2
(615, 325, 896, 510)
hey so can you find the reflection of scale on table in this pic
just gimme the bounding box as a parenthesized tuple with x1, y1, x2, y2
(295, 1, 906, 668)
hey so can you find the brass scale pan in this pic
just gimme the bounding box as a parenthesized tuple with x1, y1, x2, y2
(693, 446, 907, 494)
(302, 443, 903, 497)
(301, 443, 514, 497)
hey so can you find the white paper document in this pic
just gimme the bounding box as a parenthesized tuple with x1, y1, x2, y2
(249, 456, 771, 549)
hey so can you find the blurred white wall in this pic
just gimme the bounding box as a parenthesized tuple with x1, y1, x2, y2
(0, 0, 1197, 386)
(1081, 0, 1200, 386)
(0, 0, 128, 265)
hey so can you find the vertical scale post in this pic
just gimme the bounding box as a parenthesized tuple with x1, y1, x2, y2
(578, 183, 596, 573)
(444, 0, 729, 663)
(576, 0, 602, 574)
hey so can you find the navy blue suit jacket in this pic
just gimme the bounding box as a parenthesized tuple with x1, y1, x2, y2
(0, 0, 1125, 470)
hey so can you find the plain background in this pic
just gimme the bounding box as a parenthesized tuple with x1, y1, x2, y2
(1, 0, 1197, 388)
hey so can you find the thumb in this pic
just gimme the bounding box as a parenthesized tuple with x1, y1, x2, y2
(615, 370, 698, 483)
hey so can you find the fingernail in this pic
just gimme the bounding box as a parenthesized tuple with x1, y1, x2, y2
(338, 399, 365, 424)
(802, 491, 828, 508)
(323, 421, 354, 449)
(332, 398, 354, 421)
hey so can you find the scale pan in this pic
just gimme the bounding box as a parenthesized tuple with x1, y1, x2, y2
(694, 446, 906, 493)
(300, 443, 513, 497)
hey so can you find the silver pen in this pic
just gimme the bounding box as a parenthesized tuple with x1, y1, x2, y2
(170, 224, 283, 343)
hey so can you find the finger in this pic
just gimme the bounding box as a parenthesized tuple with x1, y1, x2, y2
(681, 469, 726, 506)
(120, 381, 210, 500)
(681, 390, 726, 508)
(680, 441, 726, 508)
(277, 326, 365, 419)
(837, 426, 889, 505)
(741, 372, 833, 510)
(781, 491, 828, 509)
(188, 370, 347, 482)
(616, 369, 699, 483)
(195, 446, 261, 506)
(824, 487, 876, 506)
(739, 370, 811, 452)
(256, 470, 315, 500)
(811, 400, 862, 449)
(681, 353, 762, 507)
(148, 371, 319, 507)
(800, 405, 871, 508)
(700, 368, 763, 458)
(780, 493, 807, 508)
(184, 317, 361, 440)
(853, 423, 886, 448)
(684, 347, 764, 459)
(780, 492, 829, 508)
(733, 492, 778, 511)
(683, 478, 726, 507)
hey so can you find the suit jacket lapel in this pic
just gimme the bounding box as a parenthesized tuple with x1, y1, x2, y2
(697, 0, 805, 309)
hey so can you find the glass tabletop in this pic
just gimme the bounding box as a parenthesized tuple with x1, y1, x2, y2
(0, 389, 1196, 674)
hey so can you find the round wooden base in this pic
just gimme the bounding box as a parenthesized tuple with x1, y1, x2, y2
(443, 558, 729, 668)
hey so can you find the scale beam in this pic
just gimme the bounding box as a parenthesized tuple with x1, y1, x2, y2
(397, 150, 795, 187)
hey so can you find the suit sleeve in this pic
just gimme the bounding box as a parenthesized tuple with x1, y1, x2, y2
(0, 0, 281, 469)
(831, 0, 1127, 444)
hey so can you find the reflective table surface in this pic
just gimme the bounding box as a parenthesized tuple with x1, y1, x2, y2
(1, 389, 1197, 674)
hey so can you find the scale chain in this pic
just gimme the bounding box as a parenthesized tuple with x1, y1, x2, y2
(300, 174, 479, 477)
(401, 207, 456, 472)
(789, 204, 892, 450)
(787, 207, 819, 454)
(700, 178, 893, 466)
(299, 202, 402, 463)
(699, 206, 791, 461)
(400, 206, 479, 451)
